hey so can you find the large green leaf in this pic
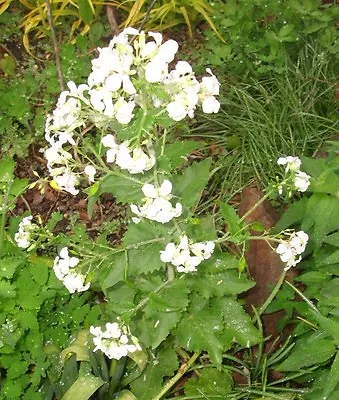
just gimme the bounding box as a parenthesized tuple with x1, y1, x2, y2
(192, 270, 255, 298)
(130, 346, 178, 400)
(185, 368, 233, 397)
(215, 297, 262, 346)
(311, 311, 339, 345)
(172, 158, 212, 211)
(219, 202, 242, 237)
(273, 197, 308, 233)
(175, 299, 224, 365)
(61, 373, 104, 400)
(278, 336, 335, 371)
(78, 0, 95, 25)
(162, 140, 205, 170)
(323, 351, 339, 399)
(302, 193, 339, 248)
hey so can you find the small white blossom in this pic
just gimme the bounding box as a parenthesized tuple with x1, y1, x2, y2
(54, 172, 79, 195)
(275, 230, 309, 270)
(160, 235, 215, 273)
(294, 171, 310, 192)
(277, 156, 310, 194)
(84, 165, 96, 182)
(277, 156, 302, 172)
(14, 216, 35, 249)
(53, 247, 90, 293)
(115, 143, 155, 174)
(90, 321, 141, 360)
(131, 180, 182, 223)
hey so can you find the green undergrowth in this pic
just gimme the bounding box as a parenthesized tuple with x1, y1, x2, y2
(189, 44, 337, 204)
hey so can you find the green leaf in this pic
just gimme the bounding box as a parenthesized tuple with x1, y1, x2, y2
(130, 346, 178, 400)
(185, 368, 233, 396)
(277, 337, 335, 371)
(0, 157, 15, 182)
(139, 310, 182, 349)
(101, 253, 126, 290)
(273, 197, 308, 233)
(325, 232, 339, 247)
(216, 297, 262, 346)
(0, 256, 23, 278)
(61, 373, 104, 400)
(175, 299, 224, 365)
(219, 202, 242, 237)
(192, 270, 255, 298)
(115, 390, 137, 400)
(323, 351, 339, 399)
(0, 280, 16, 298)
(311, 311, 339, 345)
(302, 193, 339, 248)
(162, 140, 205, 170)
(172, 158, 212, 211)
(78, 0, 95, 25)
(123, 221, 167, 275)
(87, 173, 143, 217)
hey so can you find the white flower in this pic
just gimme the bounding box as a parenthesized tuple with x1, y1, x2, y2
(275, 230, 309, 270)
(62, 272, 90, 294)
(277, 156, 310, 194)
(101, 134, 119, 163)
(84, 165, 96, 182)
(294, 171, 310, 192)
(53, 247, 90, 293)
(277, 156, 302, 172)
(131, 180, 182, 223)
(201, 96, 220, 114)
(90, 321, 141, 360)
(114, 98, 136, 124)
(54, 172, 79, 195)
(14, 216, 35, 249)
(160, 235, 215, 273)
(115, 143, 155, 174)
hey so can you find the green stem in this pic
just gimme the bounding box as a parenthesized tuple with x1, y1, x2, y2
(285, 280, 319, 312)
(255, 270, 287, 320)
(151, 352, 201, 400)
(239, 191, 270, 224)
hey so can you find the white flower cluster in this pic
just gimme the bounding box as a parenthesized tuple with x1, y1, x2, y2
(277, 156, 310, 193)
(101, 134, 155, 174)
(160, 235, 215, 273)
(131, 180, 182, 224)
(90, 321, 141, 360)
(275, 230, 309, 270)
(14, 216, 35, 249)
(44, 29, 221, 195)
(53, 247, 90, 293)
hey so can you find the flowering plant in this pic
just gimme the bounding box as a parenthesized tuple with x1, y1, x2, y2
(13, 29, 313, 398)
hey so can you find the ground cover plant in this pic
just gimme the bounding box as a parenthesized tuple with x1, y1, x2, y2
(0, 1, 338, 399)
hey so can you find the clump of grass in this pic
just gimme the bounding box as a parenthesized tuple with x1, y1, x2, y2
(189, 43, 338, 203)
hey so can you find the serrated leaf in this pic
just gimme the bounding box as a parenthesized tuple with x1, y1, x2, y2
(130, 347, 178, 400)
(163, 140, 205, 169)
(192, 270, 255, 298)
(219, 202, 242, 236)
(0, 157, 15, 182)
(87, 173, 143, 217)
(0, 256, 23, 278)
(175, 300, 224, 365)
(0, 281, 16, 298)
(215, 297, 262, 346)
(139, 310, 182, 349)
(185, 368, 233, 396)
(101, 253, 126, 290)
(148, 280, 190, 311)
(277, 337, 335, 371)
(172, 158, 212, 210)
